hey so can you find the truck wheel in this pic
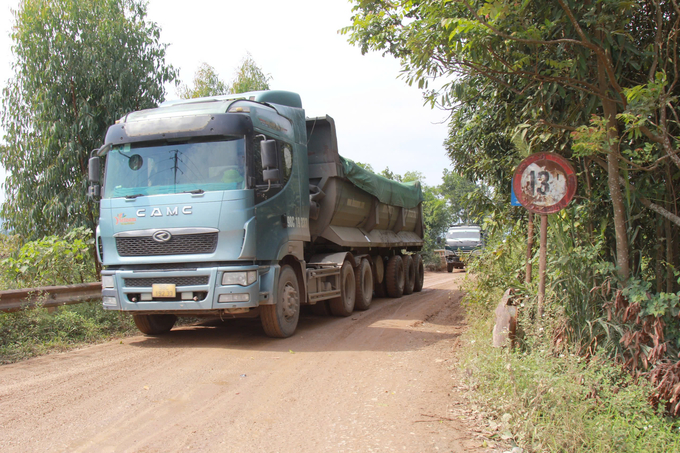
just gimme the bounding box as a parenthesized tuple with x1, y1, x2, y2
(354, 259, 373, 311)
(133, 314, 177, 335)
(385, 255, 404, 298)
(447, 262, 454, 273)
(413, 254, 424, 292)
(329, 260, 356, 317)
(403, 255, 415, 295)
(261, 265, 300, 338)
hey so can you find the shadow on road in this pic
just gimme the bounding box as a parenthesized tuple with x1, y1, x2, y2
(126, 287, 465, 354)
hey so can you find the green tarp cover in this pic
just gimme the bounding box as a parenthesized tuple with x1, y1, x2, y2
(340, 156, 424, 209)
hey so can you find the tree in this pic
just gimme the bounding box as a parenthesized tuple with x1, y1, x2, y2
(440, 169, 482, 224)
(379, 166, 402, 182)
(230, 53, 272, 94)
(0, 0, 176, 240)
(344, 0, 680, 282)
(177, 63, 228, 99)
(354, 161, 375, 173)
(178, 53, 271, 99)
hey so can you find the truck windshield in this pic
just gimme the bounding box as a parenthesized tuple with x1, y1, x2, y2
(446, 230, 481, 241)
(103, 138, 246, 198)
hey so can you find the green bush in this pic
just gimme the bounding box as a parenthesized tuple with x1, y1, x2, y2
(460, 208, 680, 449)
(464, 219, 529, 315)
(0, 302, 135, 364)
(461, 320, 680, 452)
(0, 227, 97, 289)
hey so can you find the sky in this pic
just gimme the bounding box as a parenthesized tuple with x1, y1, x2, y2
(0, 0, 453, 205)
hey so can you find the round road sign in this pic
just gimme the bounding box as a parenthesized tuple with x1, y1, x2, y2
(512, 153, 577, 214)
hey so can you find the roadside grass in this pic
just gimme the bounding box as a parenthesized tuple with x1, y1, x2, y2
(0, 301, 137, 364)
(460, 316, 680, 453)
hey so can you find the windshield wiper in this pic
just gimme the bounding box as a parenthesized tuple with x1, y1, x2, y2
(182, 189, 204, 194)
(125, 193, 144, 199)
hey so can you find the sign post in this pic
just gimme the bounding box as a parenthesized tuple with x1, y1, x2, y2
(513, 153, 577, 318)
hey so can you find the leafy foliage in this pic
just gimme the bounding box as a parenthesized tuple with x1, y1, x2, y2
(344, 0, 680, 282)
(462, 327, 680, 453)
(0, 302, 136, 364)
(177, 62, 229, 99)
(0, 227, 97, 289)
(354, 161, 375, 173)
(461, 215, 680, 445)
(230, 53, 272, 94)
(440, 169, 487, 224)
(0, 0, 176, 239)
(177, 53, 271, 100)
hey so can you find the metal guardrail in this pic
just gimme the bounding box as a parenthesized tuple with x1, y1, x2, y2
(0, 282, 102, 313)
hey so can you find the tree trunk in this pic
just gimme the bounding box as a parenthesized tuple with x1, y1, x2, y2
(666, 216, 673, 293)
(656, 219, 664, 293)
(599, 56, 630, 282)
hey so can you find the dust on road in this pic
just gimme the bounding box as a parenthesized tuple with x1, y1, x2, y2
(0, 272, 490, 452)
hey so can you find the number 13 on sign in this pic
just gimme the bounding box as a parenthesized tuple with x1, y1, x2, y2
(513, 153, 577, 214)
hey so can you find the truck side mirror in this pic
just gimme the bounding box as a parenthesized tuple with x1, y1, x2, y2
(88, 156, 100, 183)
(88, 185, 101, 199)
(88, 155, 101, 200)
(260, 139, 280, 183)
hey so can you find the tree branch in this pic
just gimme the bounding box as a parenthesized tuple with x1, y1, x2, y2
(556, 0, 627, 107)
(457, 0, 626, 107)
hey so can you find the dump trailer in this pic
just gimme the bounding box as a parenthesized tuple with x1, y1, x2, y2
(87, 90, 424, 337)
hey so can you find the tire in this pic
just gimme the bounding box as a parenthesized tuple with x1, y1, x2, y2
(261, 265, 300, 338)
(372, 255, 384, 287)
(354, 259, 373, 311)
(373, 256, 387, 298)
(329, 260, 356, 317)
(385, 255, 404, 298)
(133, 314, 177, 335)
(403, 255, 415, 295)
(413, 254, 424, 292)
(447, 262, 454, 273)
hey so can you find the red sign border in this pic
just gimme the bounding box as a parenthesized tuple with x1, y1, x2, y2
(512, 153, 577, 214)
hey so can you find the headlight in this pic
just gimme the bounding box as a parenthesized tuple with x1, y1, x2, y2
(102, 275, 115, 289)
(222, 271, 257, 286)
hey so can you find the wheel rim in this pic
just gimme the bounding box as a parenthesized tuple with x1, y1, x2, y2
(281, 282, 298, 321)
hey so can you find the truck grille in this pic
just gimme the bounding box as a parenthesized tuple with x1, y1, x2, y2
(116, 233, 218, 256)
(124, 276, 210, 287)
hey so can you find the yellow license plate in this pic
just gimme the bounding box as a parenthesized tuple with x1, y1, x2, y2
(152, 284, 176, 298)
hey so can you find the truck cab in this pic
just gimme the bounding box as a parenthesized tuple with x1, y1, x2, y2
(443, 225, 483, 272)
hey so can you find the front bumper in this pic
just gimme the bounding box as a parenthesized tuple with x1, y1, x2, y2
(101, 264, 277, 312)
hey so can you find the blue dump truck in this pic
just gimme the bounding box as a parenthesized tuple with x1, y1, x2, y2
(87, 91, 424, 337)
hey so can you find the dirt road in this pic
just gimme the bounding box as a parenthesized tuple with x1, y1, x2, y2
(0, 272, 489, 453)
